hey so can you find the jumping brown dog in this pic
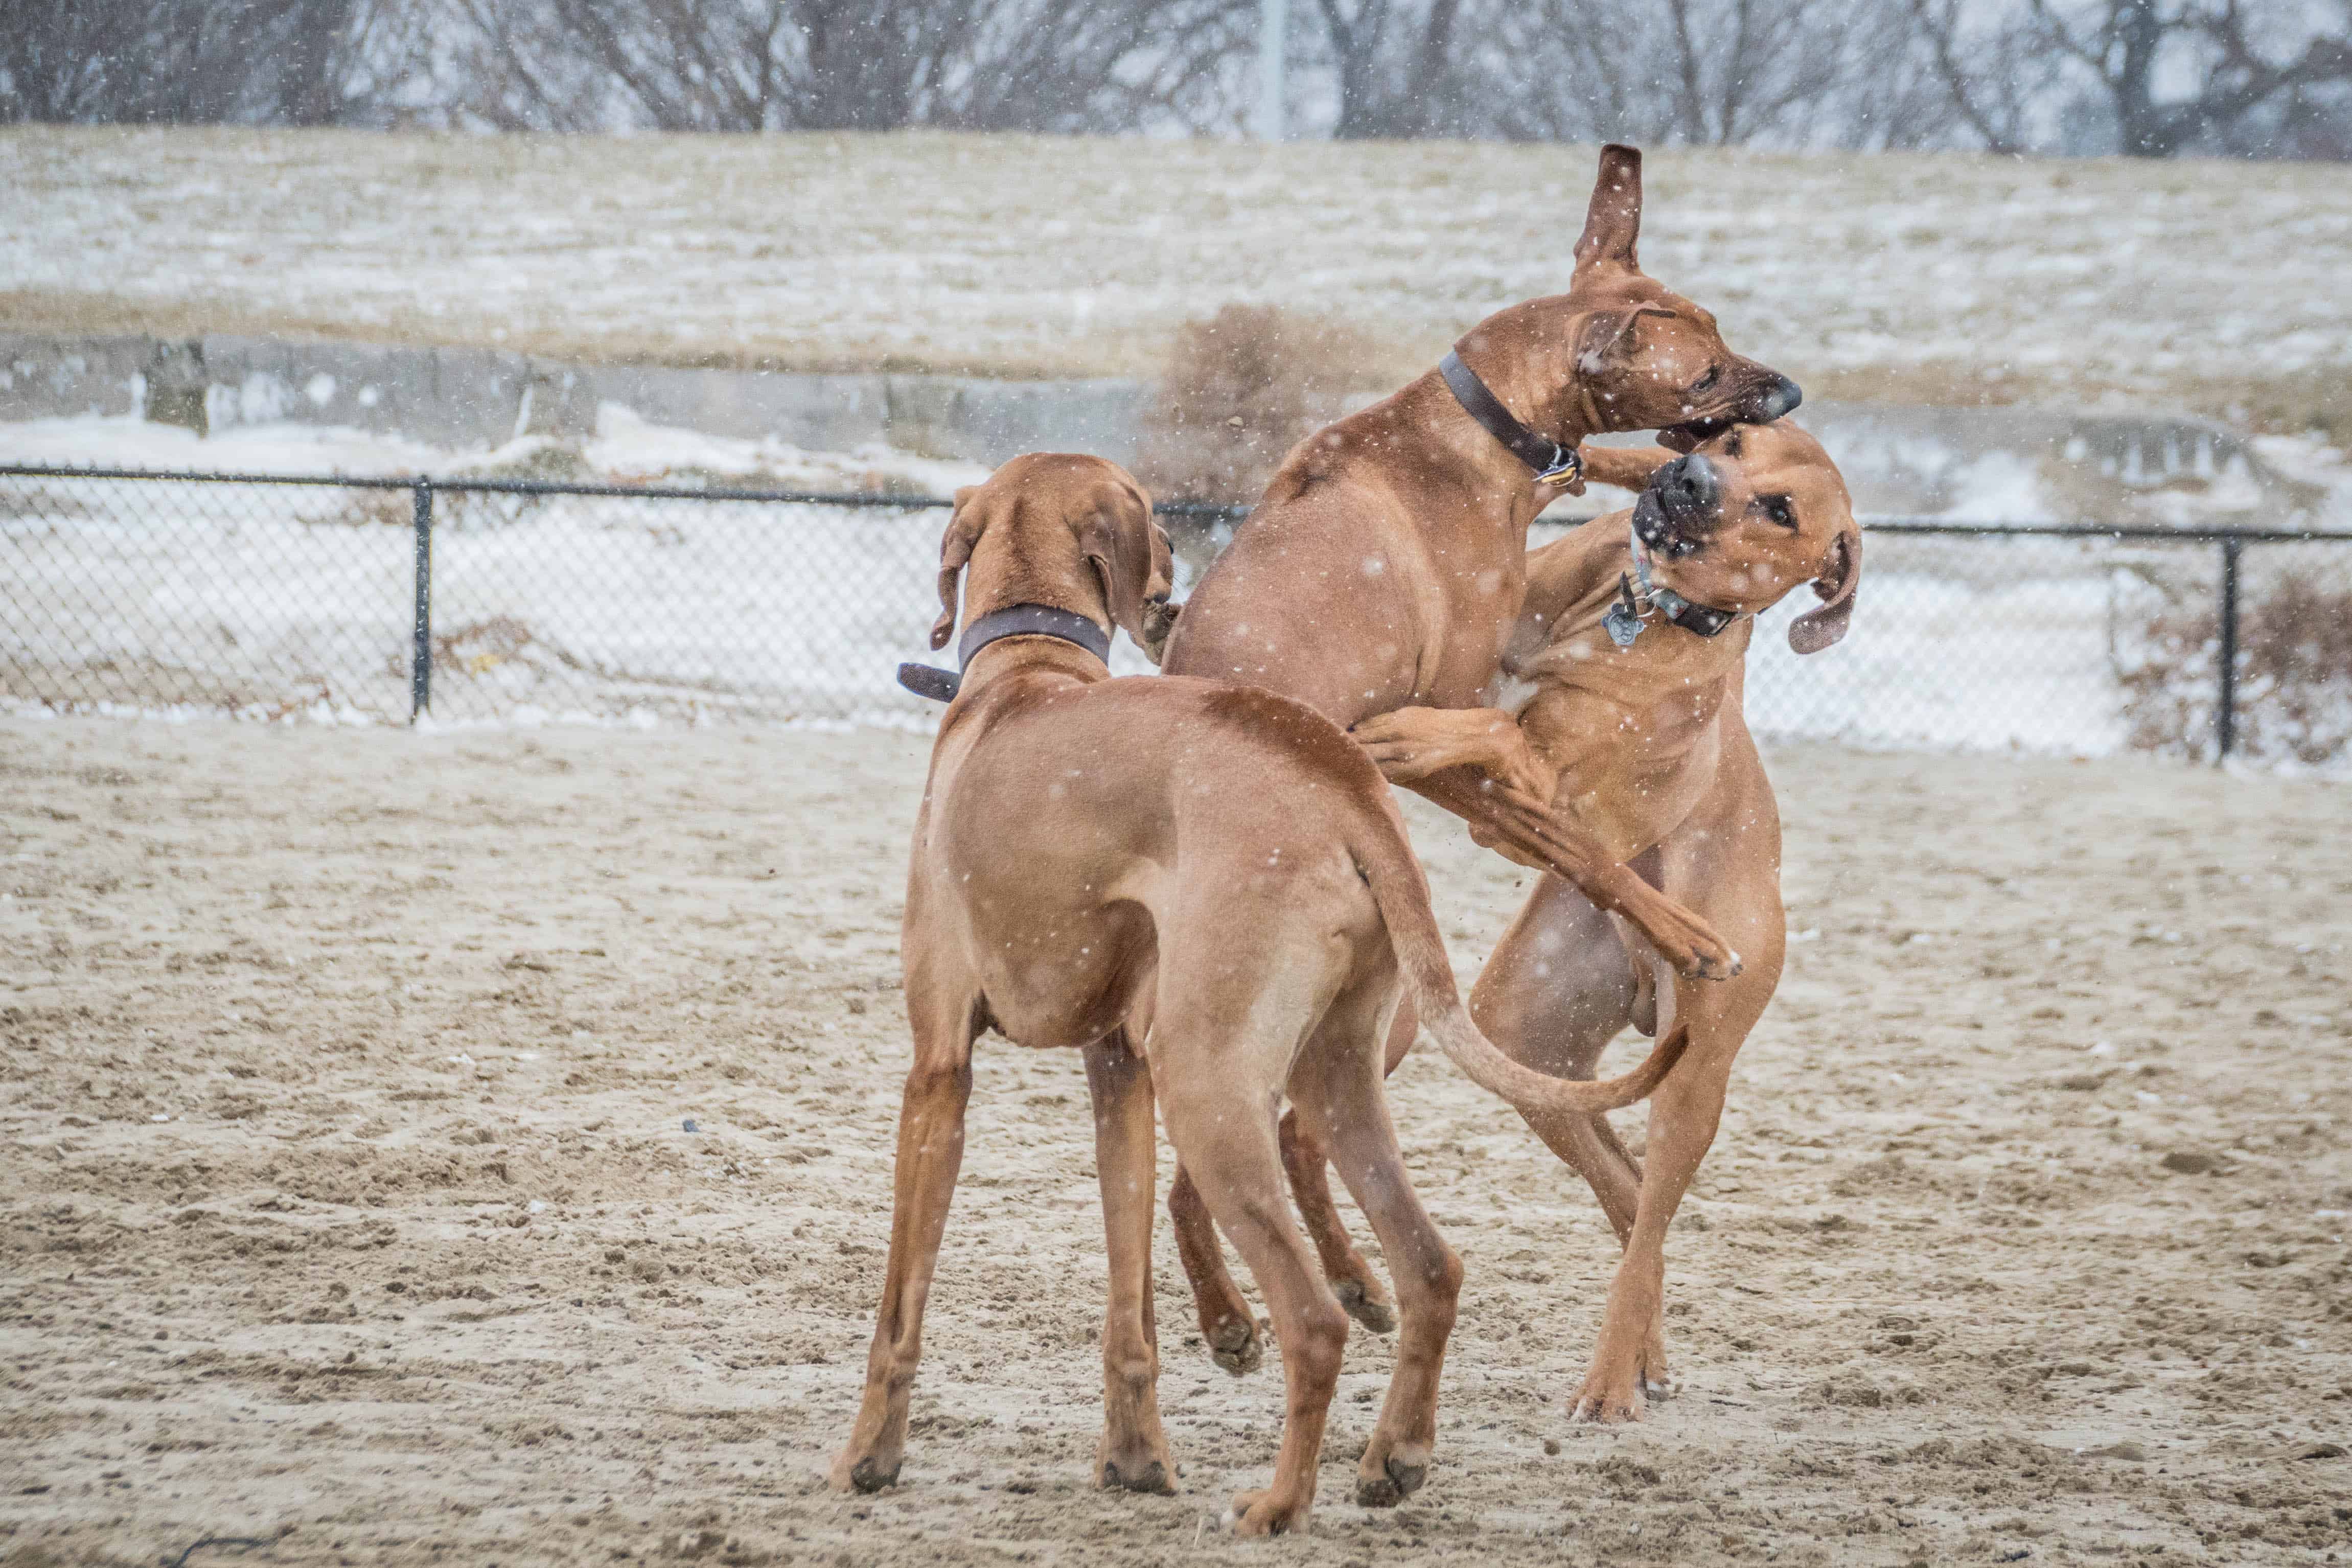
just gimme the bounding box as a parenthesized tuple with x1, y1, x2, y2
(1351, 420, 1862, 1422)
(1158, 144, 1799, 1370)
(831, 453, 1689, 1533)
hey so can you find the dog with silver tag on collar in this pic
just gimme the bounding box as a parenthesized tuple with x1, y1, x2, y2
(1350, 419, 1861, 1426)
(835, 452, 1687, 1535)
(1156, 140, 1800, 1388)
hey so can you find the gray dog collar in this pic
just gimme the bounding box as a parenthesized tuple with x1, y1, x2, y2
(1606, 523, 1742, 648)
(896, 603, 1113, 702)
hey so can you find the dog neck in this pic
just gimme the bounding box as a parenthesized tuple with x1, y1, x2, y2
(953, 592, 1115, 698)
(1411, 363, 1598, 523)
(1509, 515, 1753, 699)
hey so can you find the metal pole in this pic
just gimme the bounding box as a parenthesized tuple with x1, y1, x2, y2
(1256, 0, 1288, 143)
(410, 480, 433, 724)
(2215, 536, 2241, 763)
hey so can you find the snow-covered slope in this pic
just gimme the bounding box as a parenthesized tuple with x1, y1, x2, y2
(6, 127, 2348, 416)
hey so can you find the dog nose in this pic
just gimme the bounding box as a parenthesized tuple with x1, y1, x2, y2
(1754, 374, 1802, 422)
(1661, 453, 1721, 516)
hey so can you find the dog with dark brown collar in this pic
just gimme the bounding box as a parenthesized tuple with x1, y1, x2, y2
(834, 453, 1689, 1532)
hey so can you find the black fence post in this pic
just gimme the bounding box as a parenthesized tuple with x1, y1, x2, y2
(2215, 536, 2242, 763)
(409, 480, 433, 724)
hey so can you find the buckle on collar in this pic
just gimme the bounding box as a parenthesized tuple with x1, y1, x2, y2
(1534, 447, 1584, 488)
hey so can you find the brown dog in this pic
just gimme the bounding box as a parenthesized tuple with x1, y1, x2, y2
(1159, 143, 1797, 1371)
(1351, 420, 1861, 1422)
(831, 453, 1688, 1533)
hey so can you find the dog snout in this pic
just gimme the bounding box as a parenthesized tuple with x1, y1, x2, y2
(1751, 374, 1802, 422)
(1659, 453, 1721, 521)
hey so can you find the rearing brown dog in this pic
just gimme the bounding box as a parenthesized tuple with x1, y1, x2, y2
(1354, 421, 1861, 1421)
(1157, 145, 1800, 1370)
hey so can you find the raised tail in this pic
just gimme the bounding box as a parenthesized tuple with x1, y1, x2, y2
(1351, 805, 1688, 1118)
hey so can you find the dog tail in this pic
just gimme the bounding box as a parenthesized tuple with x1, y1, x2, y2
(1353, 809, 1688, 1117)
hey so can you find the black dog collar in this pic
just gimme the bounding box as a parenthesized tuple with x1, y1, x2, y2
(895, 603, 1112, 702)
(1606, 524, 1741, 647)
(1439, 350, 1583, 489)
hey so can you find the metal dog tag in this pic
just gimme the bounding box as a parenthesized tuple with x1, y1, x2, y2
(1604, 575, 1645, 648)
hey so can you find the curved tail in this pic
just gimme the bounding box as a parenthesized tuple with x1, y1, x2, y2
(1351, 803, 1688, 1117)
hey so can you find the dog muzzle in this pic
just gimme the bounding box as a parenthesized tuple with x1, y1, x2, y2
(1606, 522, 1742, 647)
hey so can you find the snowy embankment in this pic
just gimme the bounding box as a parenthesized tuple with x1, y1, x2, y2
(6, 126, 2351, 412)
(5, 411, 2349, 770)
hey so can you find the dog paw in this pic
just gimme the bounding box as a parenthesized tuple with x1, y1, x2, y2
(1332, 1277, 1396, 1335)
(1674, 943, 1741, 983)
(829, 1451, 902, 1493)
(1618, 885, 1740, 983)
(1230, 1487, 1311, 1536)
(1353, 1442, 1429, 1508)
(1569, 1383, 1648, 1425)
(1099, 1456, 1176, 1495)
(1208, 1313, 1262, 1376)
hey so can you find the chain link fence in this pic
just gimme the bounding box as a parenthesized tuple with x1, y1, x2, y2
(6, 466, 2350, 766)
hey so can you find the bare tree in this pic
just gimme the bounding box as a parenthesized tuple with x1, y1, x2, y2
(1, 0, 429, 127)
(2042, 0, 2352, 156)
(1487, 0, 1938, 149)
(13, 0, 2351, 158)
(1913, 0, 2352, 156)
(1302, 0, 1471, 139)
(935, 0, 1257, 133)
(1904, 0, 2058, 153)
(443, 0, 1252, 134)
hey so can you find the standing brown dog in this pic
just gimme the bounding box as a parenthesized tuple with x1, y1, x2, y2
(1352, 421, 1862, 1422)
(831, 454, 1687, 1533)
(1159, 144, 1799, 1370)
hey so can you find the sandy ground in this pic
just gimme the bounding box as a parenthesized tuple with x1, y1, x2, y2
(2, 718, 2348, 1568)
(7, 127, 2351, 414)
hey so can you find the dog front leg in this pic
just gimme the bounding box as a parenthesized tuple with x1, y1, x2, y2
(1352, 706, 1553, 801)
(1576, 443, 1678, 494)
(1279, 1108, 1395, 1334)
(1083, 1030, 1178, 1493)
(1404, 767, 1741, 982)
(831, 1021, 976, 1492)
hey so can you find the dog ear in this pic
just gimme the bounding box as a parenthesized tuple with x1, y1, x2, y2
(1081, 476, 1170, 655)
(1788, 528, 1861, 655)
(1576, 304, 1674, 375)
(1573, 144, 1643, 278)
(1137, 498, 1180, 665)
(930, 486, 989, 650)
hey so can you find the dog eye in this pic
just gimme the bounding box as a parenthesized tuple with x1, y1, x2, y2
(1688, 366, 1721, 395)
(1755, 495, 1797, 528)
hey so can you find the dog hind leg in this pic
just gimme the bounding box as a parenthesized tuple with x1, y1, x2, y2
(1155, 1024, 1350, 1535)
(1168, 1163, 1262, 1374)
(1469, 873, 1682, 1382)
(1572, 926, 1780, 1423)
(1287, 976, 1461, 1509)
(1083, 1028, 1178, 1493)
(1280, 1109, 1396, 1333)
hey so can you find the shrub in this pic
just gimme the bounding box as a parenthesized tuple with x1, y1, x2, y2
(1137, 305, 1374, 505)
(2116, 573, 2352, 765)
